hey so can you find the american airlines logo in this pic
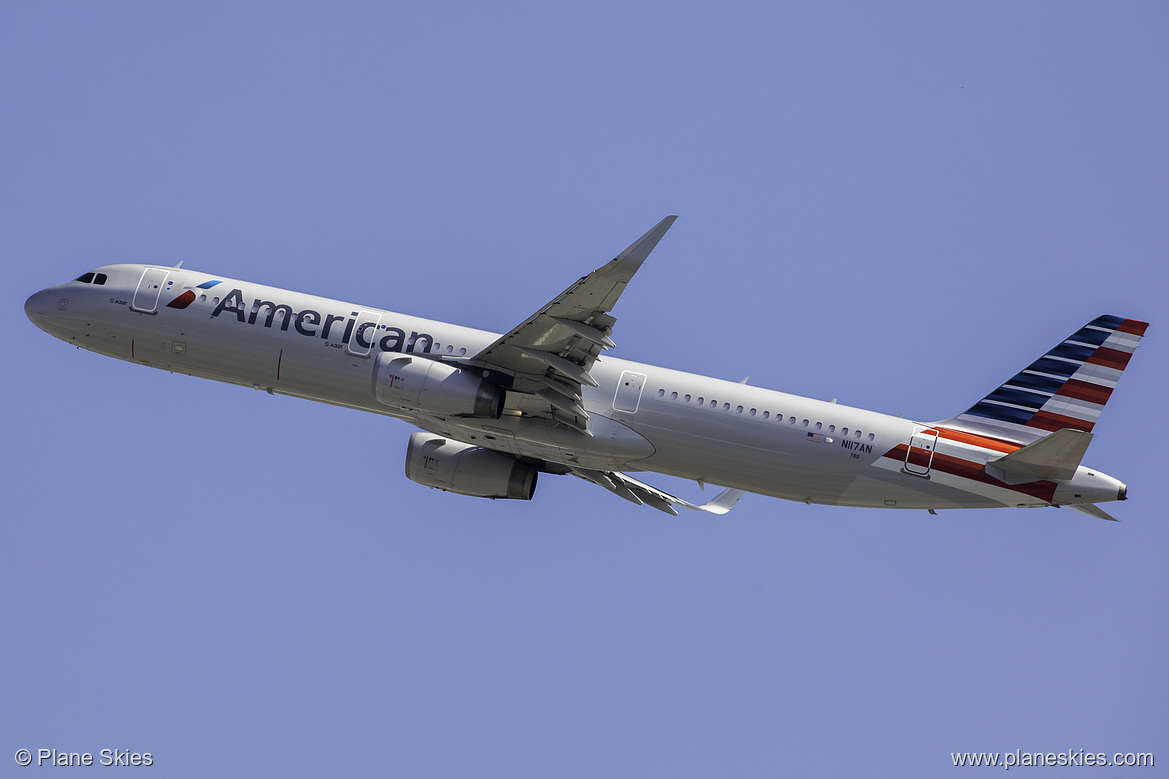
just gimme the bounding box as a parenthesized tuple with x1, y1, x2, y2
(167, 279, 222, 309)
(207, 288, 435, 354)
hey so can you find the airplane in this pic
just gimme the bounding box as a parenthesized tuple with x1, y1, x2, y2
(24, 216, 1147, 520)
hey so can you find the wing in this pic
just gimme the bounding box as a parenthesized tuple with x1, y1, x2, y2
(571, 468, 746, 516)
(460, 216, 678, 433)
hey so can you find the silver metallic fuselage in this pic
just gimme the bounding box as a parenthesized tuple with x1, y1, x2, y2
(25, 264, 1126, 512)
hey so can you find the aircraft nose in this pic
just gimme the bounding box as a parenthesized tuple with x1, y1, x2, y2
(24, 288, 60, 325)
(25, 289, 46, 320)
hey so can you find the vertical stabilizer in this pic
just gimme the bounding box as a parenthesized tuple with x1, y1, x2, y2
(940, 315, 1148, 444)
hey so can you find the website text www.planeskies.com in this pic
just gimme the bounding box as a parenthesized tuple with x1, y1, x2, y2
(952, 749, 1153, 769)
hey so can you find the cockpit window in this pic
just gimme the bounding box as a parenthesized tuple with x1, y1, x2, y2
(76, 272, 95, 283)
(94, 273, 108, 285)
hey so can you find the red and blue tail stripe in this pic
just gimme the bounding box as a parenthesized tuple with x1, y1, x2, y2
(942, 315, 1148, 444)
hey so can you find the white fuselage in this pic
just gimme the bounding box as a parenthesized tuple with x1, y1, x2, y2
(25, 264, 1126, 512)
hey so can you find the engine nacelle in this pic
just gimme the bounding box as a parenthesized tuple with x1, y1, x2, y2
(375, 354, 504, 419)
(405, 432, 538, 500)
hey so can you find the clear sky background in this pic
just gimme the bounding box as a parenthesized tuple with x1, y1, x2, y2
(3, 2, 1166, 776)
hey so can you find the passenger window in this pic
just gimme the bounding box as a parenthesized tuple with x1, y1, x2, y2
(76, 272, 95, 283)
(696, 397, 704, 405)
(802, 419, 809, 427)
(789, 417, 796, 424)
(854, 430, 862, 439)
(723, 403, 730, 411)
(828, 425, 836, 433)
(198, 294, 207, 303)
(815, 422, 822, 430)
(710, 400, 717, 408)
(94, 273, 108, 285)
(867, 433, 875, 441)
(842, 427, 849, 436)
(736, 405, 743, 413)
(762, 411, 769, 419)
(658, 389, 665, 397)
(671, 392, 678, 400)
(684, 394, 691, 402)
(749, 408, 757, 416)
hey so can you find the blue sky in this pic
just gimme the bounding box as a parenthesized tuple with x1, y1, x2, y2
(3, 2, 1166, 775)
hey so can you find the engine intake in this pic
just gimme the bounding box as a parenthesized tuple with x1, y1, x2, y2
(404, 432, 538, 500)
(375, 354, 504, 419)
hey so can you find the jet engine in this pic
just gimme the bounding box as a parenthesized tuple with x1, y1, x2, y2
(375, 354, 504, 419)
(404, 432, 538, 500)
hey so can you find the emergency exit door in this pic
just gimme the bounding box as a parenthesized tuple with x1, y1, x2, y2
(613, 370, 647, 413)
(904, 427, 939, 476)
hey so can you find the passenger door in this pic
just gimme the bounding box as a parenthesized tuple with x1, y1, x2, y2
(131, 268, 171, 313)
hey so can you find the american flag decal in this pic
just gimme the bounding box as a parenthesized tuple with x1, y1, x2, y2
(805, 432, 824, 443)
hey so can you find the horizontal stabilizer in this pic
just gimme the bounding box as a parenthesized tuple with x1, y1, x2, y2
(1067, 503, 1118, 522)
(986, 428, 1093, 484)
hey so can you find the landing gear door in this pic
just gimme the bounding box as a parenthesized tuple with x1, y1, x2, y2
(905, 427, 939, 475)
(131, 268, 171, 314)
(346, 311, 382, 357)
(613, 370, 647, 413)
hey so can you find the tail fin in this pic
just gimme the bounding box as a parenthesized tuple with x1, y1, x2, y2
(939, 315, 1148, 444)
